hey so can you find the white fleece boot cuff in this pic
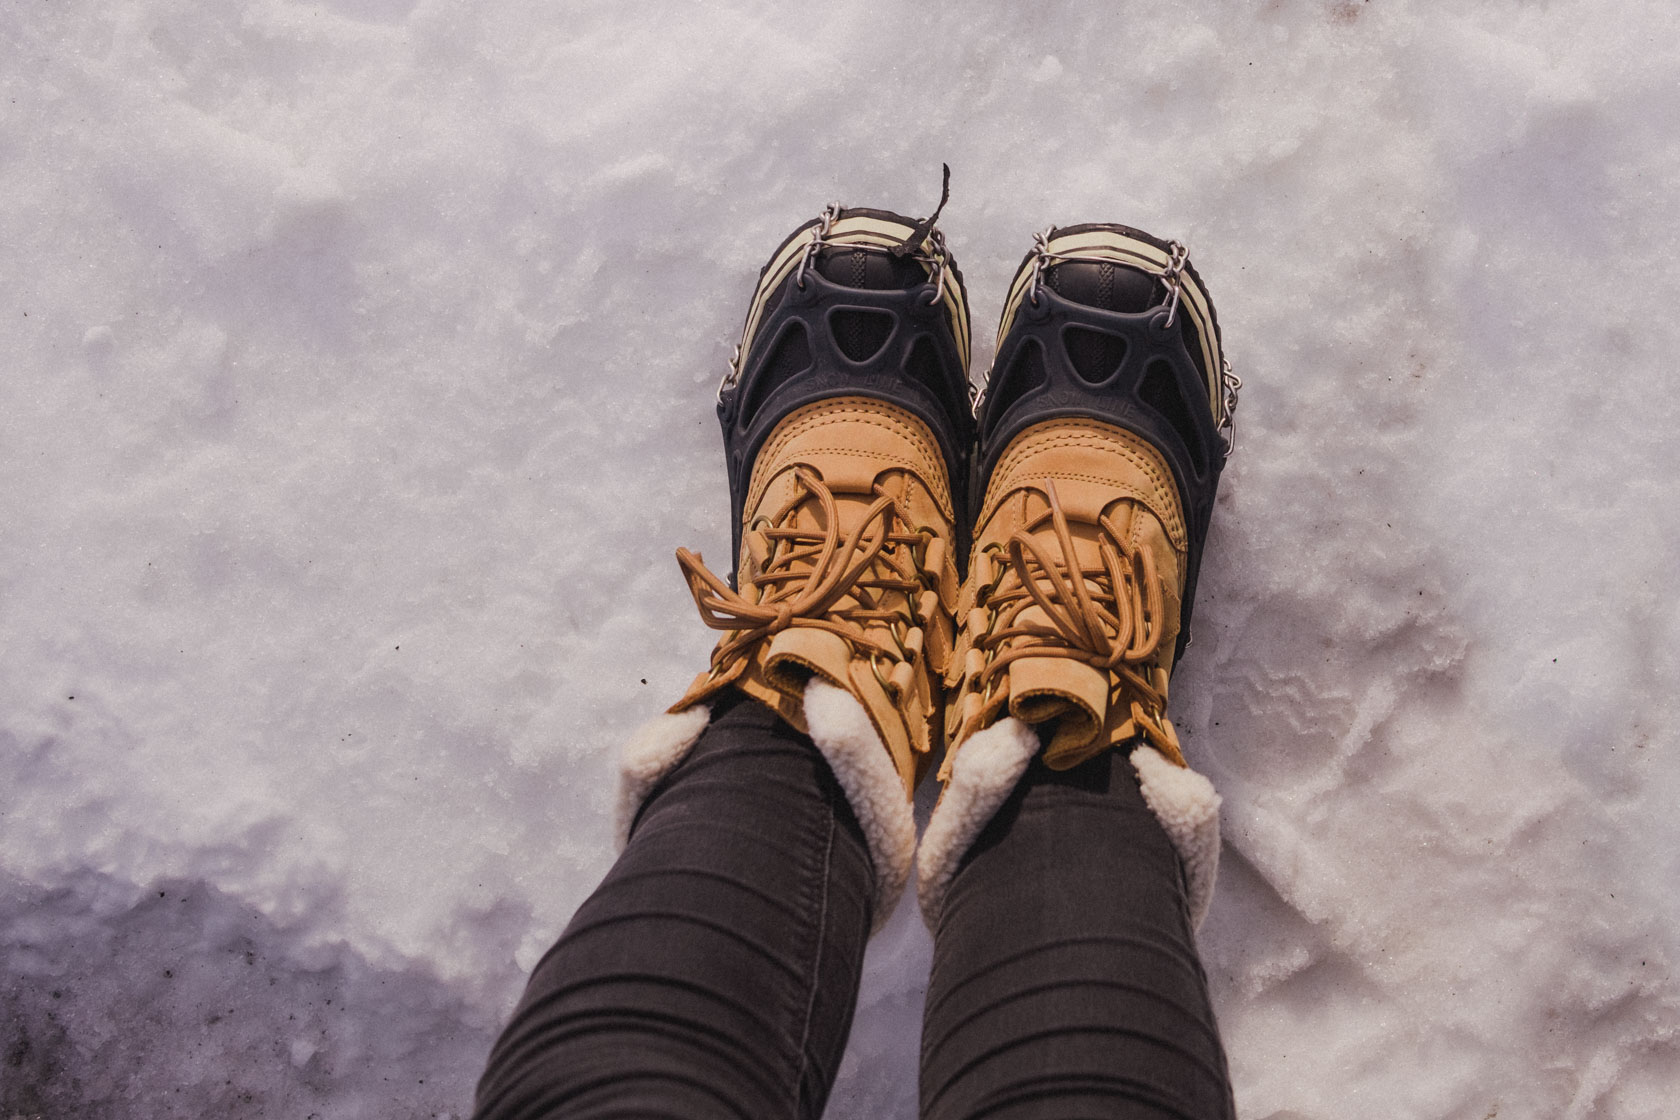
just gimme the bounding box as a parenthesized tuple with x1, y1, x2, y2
(916, 717, 1041, 928)
(613, 681, 916, 935)
(1131, 744, 1222, 929)
(800, 679, 918, 933)
(614, 704, 713, 846)
(916, 721, 1223, 931)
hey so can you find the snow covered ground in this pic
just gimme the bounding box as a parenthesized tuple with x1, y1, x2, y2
(4, 0, 1677, 1115)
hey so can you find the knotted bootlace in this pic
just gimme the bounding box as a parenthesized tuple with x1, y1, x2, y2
(677, 468, 941, 696)
(970, 479, 1181, 757)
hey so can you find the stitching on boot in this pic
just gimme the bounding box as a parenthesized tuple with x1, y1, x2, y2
(981, 425, 1181, 536)
(747, 399, 953, 516)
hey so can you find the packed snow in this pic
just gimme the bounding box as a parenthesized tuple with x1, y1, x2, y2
(4, 1, 1677, 1116)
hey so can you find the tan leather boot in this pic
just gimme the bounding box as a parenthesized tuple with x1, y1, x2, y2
(619, 199, 973, 930)
(919, 223, 1239, 930)
(943, 418, 1189, 776)
(672, 393, 960, 797)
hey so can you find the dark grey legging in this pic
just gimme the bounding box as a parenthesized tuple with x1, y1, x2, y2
(473, 694, 1233, 1119)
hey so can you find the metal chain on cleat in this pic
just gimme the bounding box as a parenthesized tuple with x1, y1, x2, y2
(1025, 227, 1193, 311)
(793, 203, 843, 291)
(722, 202, 951, 403)
(717, 342, 744, 403)
(1218, 356, 1243, 459)
(1159, 240, 1188, 328)
(987, 231, 1244, 462)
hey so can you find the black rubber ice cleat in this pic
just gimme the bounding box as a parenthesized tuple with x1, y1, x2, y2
(973, 223, 1239, 662)
(715, 203, 975, 581)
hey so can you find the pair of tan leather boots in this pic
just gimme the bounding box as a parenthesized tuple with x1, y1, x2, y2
(622, 206, 1235, 930)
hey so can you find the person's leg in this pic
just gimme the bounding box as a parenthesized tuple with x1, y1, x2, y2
(478, 194, 974, 1119)
(474, 693, 874, 1120)
(920, 750, 1234, 1120)
(919, 222, 1241, 1118)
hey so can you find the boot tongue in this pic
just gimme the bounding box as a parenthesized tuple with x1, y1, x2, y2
(993, 474, 1181, 768)
(1008, 656, 1109, 757)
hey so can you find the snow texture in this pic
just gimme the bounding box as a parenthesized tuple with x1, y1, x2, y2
(5, 1, 1679, 1117)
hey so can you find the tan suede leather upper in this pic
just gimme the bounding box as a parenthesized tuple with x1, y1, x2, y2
(943, 418, 1190, 777)
(673, 397, 960, 795)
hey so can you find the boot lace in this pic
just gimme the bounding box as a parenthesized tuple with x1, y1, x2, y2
(974, 479, 1179, 754)
(677, 468, 939, 696)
